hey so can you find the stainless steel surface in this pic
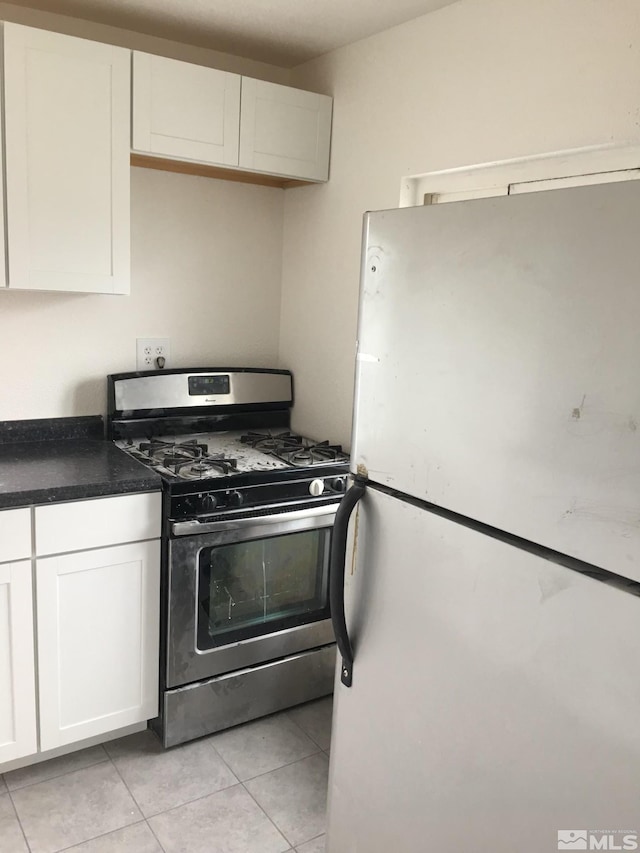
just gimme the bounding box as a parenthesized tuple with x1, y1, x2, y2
(353, 180, 640, 581)
(327, 487, 640, 852)
(113, 370, 292, 412)
(160, 644, 336, 747)
(171, 503, 337, 536)
(108, 367, 345, 744)
(168, 513, 335, 687)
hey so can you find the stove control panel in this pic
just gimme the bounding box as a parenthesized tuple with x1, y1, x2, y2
(170, 473, 348, 521)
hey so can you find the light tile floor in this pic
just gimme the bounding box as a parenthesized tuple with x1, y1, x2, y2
(0, 697, 332, 853)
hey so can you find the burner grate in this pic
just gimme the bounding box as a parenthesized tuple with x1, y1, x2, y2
(139, 438, 209, 462)
(239, 431, 347, 467)
(240, 431, 302, 454)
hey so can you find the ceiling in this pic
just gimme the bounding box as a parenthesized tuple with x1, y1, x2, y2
(13, 0, 460, 67)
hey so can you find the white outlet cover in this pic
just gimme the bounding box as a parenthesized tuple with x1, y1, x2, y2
(136, 338, 171, 370)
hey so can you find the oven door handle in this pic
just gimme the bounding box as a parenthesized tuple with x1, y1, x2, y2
(171, 503, 337, 536)
(329, 476, 367, 688)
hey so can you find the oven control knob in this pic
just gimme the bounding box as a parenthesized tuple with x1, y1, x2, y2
(201, 493, 218, 512)
(228, 490, 244, 507)
(330, 477, 347, 493)
(309, 478, 325, 497)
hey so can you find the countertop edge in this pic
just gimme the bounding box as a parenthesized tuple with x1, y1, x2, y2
(0, 477, 162, 510)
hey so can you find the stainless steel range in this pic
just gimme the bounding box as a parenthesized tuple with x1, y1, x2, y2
(107, 368, 347, 747)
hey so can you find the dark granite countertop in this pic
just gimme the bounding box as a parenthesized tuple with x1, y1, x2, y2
(0, 417, 161, 509)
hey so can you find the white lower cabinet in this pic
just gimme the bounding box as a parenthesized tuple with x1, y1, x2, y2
(36, 540, 160, 751)
(0, 494, 161, 771)
(0, 560, 37, 764)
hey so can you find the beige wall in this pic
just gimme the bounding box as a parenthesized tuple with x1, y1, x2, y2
(281, 0, 640, 447)
(0, 168, 284, 419)
(0, 4, 288, 421)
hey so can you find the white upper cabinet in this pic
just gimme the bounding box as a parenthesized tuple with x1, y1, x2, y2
(239, 78, 332, 181)
(3, 23, 131, 294)
(132, 52, 241, 166)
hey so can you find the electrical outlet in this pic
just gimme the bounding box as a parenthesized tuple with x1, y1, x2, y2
(136, 338, 171, 371)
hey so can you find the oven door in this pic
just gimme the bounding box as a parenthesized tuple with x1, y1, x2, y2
(167, 504, 336, 688)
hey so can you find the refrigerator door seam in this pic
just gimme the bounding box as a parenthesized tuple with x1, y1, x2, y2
(367, 479, 640, 600)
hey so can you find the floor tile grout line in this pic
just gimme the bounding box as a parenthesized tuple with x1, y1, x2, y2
(281, 707, 332, 753)
(238, 746, 325, 784)
(285, 705, 334, 754)
(206, 711, 322, 768)
(108, 737, 240, 821)
(242, 752, 330, 850)
(6, 787, 32, 852)
(139, 780, 250, 820)
(112, 760, 313, 852)
(105, 752, 152, 821)
(4, 713, 331, 852)
(144, 817, 168, 853)
(204, 734, 241, 783)
(240, 779, 294, 851)
(53, 819, 149, 853)
(206, 729, 293, 849)
(43, 752, 148, 852)
(3, 750, 111, 794)
(297, 830, 326, 848)
(105, 752, 169, 853)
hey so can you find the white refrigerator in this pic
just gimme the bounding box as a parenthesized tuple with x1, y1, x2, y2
(327, 180, 640, 853)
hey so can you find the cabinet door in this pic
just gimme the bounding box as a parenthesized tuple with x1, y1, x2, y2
(4, 23, 130, 294)
(239, 79, 332, 181)
(132, 52, 240, 166)
(36, 541, 160, 751)
(0, 561, 37, 764)
(0, 508, 31, 564)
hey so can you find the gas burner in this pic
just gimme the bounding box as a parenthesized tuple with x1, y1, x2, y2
(289, 449, 314, 465)
(237, 431, 347, 466)
(162, 449, 203, 466)
(307, 442, 345, 463)
(240, 431, 302, 453)
(173, 456, 239, 478)
(284, 444, 344, 465)
(140, 439, 208, 461)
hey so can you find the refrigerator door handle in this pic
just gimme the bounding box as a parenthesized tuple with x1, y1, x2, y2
(330, 476, 367, 687)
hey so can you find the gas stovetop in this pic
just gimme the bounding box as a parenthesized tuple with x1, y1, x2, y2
(116, 430, 349, 483)
(108, 369, 350, 515)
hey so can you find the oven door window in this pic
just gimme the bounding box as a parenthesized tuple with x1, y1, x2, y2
(197, 527, 330, 649)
